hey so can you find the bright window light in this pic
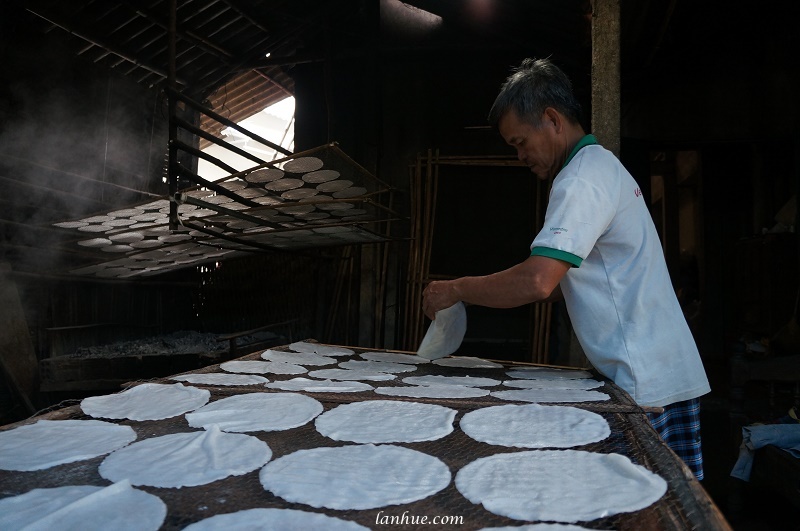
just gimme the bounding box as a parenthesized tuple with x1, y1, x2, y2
(198, 96, 295, 181)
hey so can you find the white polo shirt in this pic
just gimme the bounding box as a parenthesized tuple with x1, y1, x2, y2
(530, 136, 710, 407)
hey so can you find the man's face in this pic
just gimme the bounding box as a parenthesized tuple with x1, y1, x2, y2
(498, 109, 561, 181)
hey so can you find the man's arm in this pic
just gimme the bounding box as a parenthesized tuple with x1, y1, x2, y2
(422, 255, 570, 320)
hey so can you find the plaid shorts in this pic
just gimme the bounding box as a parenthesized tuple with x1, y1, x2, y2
(646, 397, 704, 480)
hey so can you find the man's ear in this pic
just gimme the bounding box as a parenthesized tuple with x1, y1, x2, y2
(543, 107, 562, 132)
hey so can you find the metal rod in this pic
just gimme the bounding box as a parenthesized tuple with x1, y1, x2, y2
(167, 87, 292, 156)
(179, 220, 280, 253)
(173, 166, 260, 208)
(119, 0, 235, 62)
(0, 155, 162, 199)
(168, 0, 179, 231)
(172, 139, 239, 175)
(177, 192, 281, 228)
(4, 268, 199, 286)
(173, 117, 266, 165)
(253, 69, 293, 98)
(24, 9, 186, 86)
(0, 175, 108, 210)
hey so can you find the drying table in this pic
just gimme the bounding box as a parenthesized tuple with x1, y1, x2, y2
(0, 343, 730, 530)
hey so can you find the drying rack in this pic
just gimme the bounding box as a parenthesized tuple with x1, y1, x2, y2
(0, 343, 730, 530)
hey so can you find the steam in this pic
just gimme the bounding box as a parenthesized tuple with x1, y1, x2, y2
(0, 40, 168, 272)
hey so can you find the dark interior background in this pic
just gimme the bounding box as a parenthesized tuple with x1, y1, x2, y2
(1, 0, 800, 526)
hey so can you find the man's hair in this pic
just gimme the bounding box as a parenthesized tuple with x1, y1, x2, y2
(488, 58, 583, 128)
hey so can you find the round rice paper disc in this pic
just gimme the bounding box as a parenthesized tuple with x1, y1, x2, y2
(105, 218, 137, 227)
(480, 525, 595, 531)
(302, 169, 340, 183)
(109, 231, 145, 243)
(220, 360, 307, 375)
(360, 351, 430, 365)
(317, 179, 352, 193)
(101, 244, 134, 253)
(416, 302, 466, 360)
(204, 195, 234, 204)
(316, 201, 354, 211)
(99, 427, 271, 488)
(218, 180, 246, 191)
(264, 178, 304, 192)
(78, 238, 112, 247)
(281, 188, 319, 200)
(170, 373, 269, 386)
(308, 368, 396, 382)
(253, 195, 283, 205)
(80, 383, 210, 421)
(506, 367, 593, 380)
(313, 344, 355, 357)
(432, 356, 503, 369)
(338, 360, 417, 373)
(261, 349, 336, 366)
(295, 211, 331, 221)
(374, 385, 489, 399)
(455, 450, 667, 523)
(266, 377, 374, 393)
(184, 508, 368, 531)
(502, 378, 604, 390)
(287, 340, 321, 353)
(260, 444, 451, 510)
(236, 187, 266, 198)
(53, 221, 88, 229)
(186, 392, 323, 432)
(78, 224, 113, 233)
(246, 168, 284, 183)
(0, 482, 166, 531)
(491, 388, 610, 403)
(0, 420, 136, 471)
(81, 215, 114, 223)
(130, 239, 164, 249)
(332, 208, 368, 217)
(460, 404, 610, 448)
(333, 186, 367, 199)
(315, 400, 456, 443)
(283, 157, 324, 173)
(402, 375, 500, 388)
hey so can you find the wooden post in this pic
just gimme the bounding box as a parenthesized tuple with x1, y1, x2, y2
(0, 263, 38, 415)
(591, 0, 621, 157)
(167, 0, 179, 231)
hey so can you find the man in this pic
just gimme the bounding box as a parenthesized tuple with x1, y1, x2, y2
(421, 58, 711, 479)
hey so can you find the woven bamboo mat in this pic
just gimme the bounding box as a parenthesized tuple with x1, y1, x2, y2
(0, 343, 730, 530)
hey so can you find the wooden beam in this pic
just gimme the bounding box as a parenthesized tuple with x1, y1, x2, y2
(591, 0, 621, 156)
(0, 263, 38, 415)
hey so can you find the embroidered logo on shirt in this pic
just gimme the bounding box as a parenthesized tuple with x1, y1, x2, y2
(549, 227, 568, 235)
(634, 188, 642, 198)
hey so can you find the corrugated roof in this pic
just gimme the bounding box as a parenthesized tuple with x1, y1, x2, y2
(20, 0, 355, 98)
(199, 68, 293, 149)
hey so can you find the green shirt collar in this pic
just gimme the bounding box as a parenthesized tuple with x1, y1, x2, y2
(562, 134, 598, 169)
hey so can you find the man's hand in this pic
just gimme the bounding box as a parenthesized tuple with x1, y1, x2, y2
(422, 280, 459, 320)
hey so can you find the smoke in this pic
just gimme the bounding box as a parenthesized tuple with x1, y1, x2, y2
(0, 7, 169, 271)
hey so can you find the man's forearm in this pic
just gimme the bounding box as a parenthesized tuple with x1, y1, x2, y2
(452, 257, 567, 308)
(422, 256, 569, 320)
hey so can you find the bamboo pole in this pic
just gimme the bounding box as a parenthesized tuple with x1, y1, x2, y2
(375, 189, 395, 347)
(544, 302, 553, 364)
(402, 159, 419, 349)
(406, 155, 425, 350)
(325, 246, 349, 342)
(345, 246, 355, 345)
(534, 307, 540, 363)
(416, 150, 436, 348)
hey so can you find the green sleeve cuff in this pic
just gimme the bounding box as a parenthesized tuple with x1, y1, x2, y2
(530, 247, 583, 267)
